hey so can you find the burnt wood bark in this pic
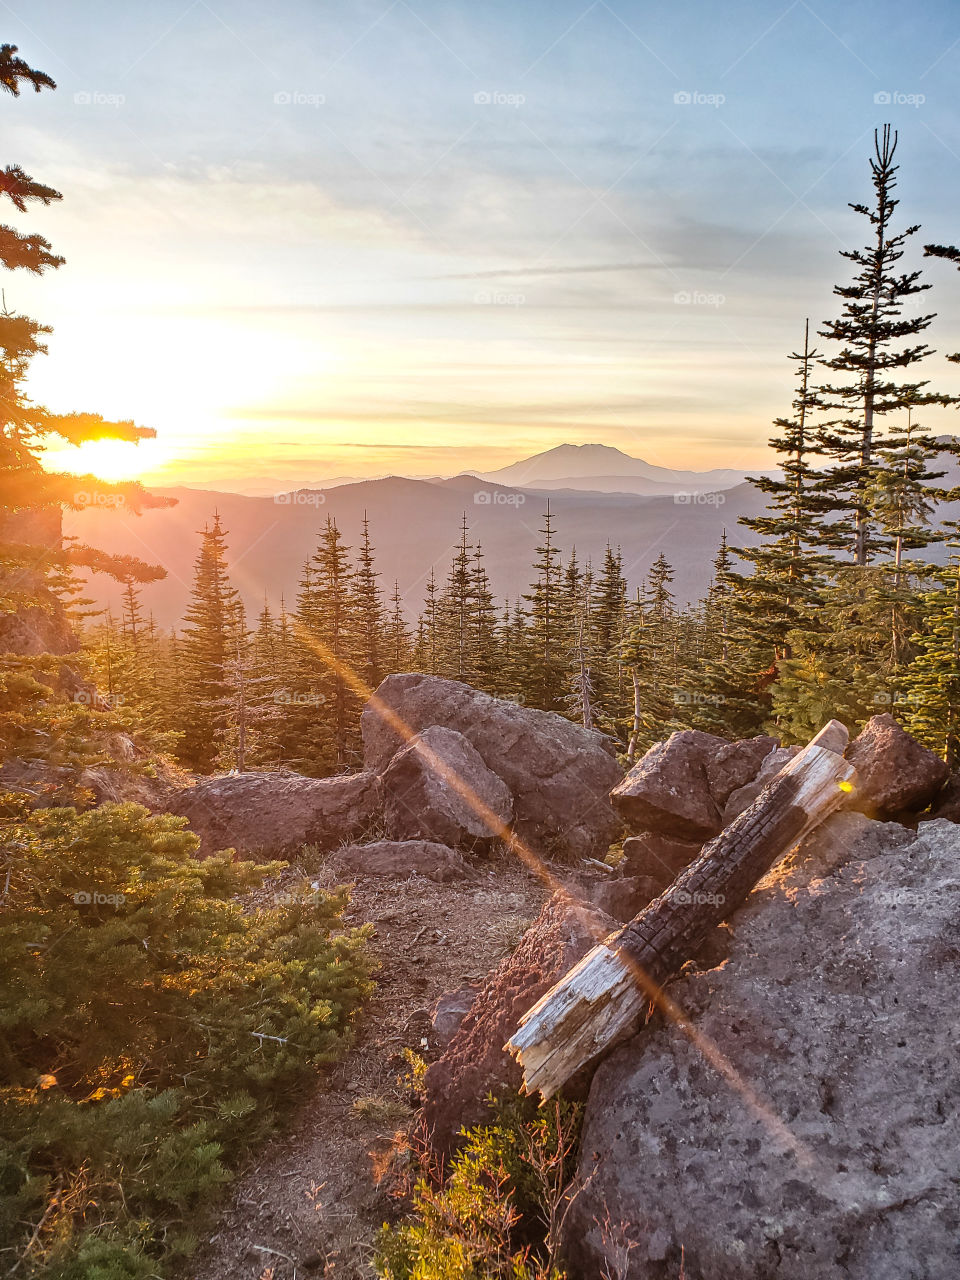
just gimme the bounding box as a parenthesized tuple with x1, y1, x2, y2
(506, 721, 856, 1098)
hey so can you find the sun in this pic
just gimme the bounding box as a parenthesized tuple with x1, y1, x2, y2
(49, 437, 169, 484)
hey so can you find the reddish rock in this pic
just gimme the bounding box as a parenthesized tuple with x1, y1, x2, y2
(590, 874, 662, 922)
(621, 831, 703, 886)
(381, 725, 513, 851)
(166, 770, 381, 859)
(845, 714, 949, 818)
(333, 839, 470, 883)
(611, 731, 728, 840)
(422, 893, 616, 1154)
(705, 735, 779, 808)
(722, 746, 799, 823)
(363, 674, 623, 860)
(430, 985, 481, 1048)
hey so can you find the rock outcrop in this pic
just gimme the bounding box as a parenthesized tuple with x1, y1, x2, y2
(380, 725, 513, 850)
(166, 770, 381, 858)
(363, 674, 623, 860)
(620, 831, 703, 887)
(566, 814, 960, 1280)
(611, 730, 729, 840)
(422, 892, 616, 1153)
(333, 838, 470, 883)
(845, 712, 950, 818)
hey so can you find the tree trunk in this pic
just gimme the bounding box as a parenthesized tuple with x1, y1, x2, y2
(506, 721, 855, 1100)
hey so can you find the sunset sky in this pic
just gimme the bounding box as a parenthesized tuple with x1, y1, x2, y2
(7, 0, 960, 491)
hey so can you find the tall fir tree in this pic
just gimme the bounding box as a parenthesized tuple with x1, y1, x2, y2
(352, 513, 387, 693)
(816, 126, 957, 566)
(176, 515, 242, 772)
(293, 516, 361, 773)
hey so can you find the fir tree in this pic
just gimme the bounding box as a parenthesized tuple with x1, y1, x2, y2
(177, 515, 241, 772)
(352, 513, 386, 692)
(520, 504, 567, 712)
(620, 553, 677, 758)
(816, 126, 957, 566)
(385, 580, 413, 672)
(903, 528, 960, 765)
(294, 516, 361, 772)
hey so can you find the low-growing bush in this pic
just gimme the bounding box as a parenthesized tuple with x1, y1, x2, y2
(375, 1095, 583, 1280)
(0, 798, 372, 1277)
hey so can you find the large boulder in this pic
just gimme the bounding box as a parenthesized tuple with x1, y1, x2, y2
(422, 893, 616, 1154)
(166, 770, 381, 858)
(704, 734, 779, 808)
(722, 745, 800, 823)
(332, 839, 470, 883)
(846, 713, 950, 818)
(380, 725, 513, 851)
(621, 831, 703, 887)
(362, 674, 622, 860)
(611, 730, 728, 840)
(566, 814, 960, 1280)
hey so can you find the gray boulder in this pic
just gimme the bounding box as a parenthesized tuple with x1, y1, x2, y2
(166, 770, 381, 858)
(362, 674, 622, 860)
(567, 814, 960, 1279)
(381, 725, 513, 851)
(722, 745, 800, 823)
(333, 839, 469, 883)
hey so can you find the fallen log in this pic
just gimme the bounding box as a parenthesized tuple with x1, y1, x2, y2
(505, 720, 856, 1099)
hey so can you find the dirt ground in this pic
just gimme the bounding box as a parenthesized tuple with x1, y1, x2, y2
(188, 850, 550, 1280)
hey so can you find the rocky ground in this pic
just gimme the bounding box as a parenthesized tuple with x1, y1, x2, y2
(187, 847, 550, 1280)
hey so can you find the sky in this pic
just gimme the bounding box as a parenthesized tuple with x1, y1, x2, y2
(5, 0, 960, 491)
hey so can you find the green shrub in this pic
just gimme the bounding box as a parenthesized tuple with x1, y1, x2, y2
(0, 800, 372, 1276)
(375, 1096, 583, 1280)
